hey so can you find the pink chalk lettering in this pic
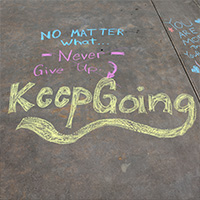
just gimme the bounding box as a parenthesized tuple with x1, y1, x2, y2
(33, 64, 64, 76)
(81, 53, 88, 60)
(88, 52, 96, 59)
(49, 69, 57, 74)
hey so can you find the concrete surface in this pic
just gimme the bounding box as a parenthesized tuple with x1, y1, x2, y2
(1, 0, 200, 200)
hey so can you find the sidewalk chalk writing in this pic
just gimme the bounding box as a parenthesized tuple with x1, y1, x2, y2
(41, 28, 124, 46)
(36, 49, 125, 77)
(165, 18, 200, 74)
(7, 24, 198, 145)
(190, 45, 200, 49)
(8, 77, 197, 144)
(38, 27, 126, 78)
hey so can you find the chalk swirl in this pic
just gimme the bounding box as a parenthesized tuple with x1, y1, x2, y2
(16, 109, 195, 144)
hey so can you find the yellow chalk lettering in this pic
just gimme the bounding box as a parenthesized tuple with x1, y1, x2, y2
(36, 87, 53, 108)
(8, 82, 35, 113)
(12, 79, 197, 144)
(66, 87, 92, 128)
(119, 95, 139, 113)
(173, 93, 196, 135)
(55, 86, 71, 108)
(148, 93, 172, 115)
(93, 77, 117, 114)
(138, 95, 147, 114)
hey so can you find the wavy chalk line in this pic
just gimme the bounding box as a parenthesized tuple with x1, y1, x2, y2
(16, 104, 196, 144)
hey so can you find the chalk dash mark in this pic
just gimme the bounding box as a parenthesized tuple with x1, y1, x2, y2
(111, 52, 125, 56)
(42, 53, 53, 57)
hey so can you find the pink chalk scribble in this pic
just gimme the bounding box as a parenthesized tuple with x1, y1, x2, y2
(107, 61, 118, 78)
(168, 28, 174, 32)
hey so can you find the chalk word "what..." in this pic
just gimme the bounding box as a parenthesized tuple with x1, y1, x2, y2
(8, 78, 196, 144)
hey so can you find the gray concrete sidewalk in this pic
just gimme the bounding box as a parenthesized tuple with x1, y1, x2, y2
(1, 1, 200, 200)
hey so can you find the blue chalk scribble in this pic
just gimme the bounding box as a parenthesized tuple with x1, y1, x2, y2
(191, 65, 200, 73)
(194, 19, 200, 24)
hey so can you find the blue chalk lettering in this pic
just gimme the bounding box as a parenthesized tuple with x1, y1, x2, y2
(41, 31, 51, 40)
(108, 28, 116, 35)
(90, 38, 97, 44)
(179, 32, 186, 39)
(60, 39, 73, 46)
(194, 51, 200, 57)
(182, 20, 193, 27)
(52, 29, 61, 39)
(117, 29, 124, 36)
(183, 51, 192, 58)
(87, 29, 97, 36)
(164, 18, 177, 30)
(174, 21, 183, 29)
(82, 40, 89, 45)
(99, 28, 107, 36)
(80, 30, 87, 37)
(182, 38, 191, 46)
(190, 45, 200, 49)
(189, 27, 198, 34)
(182, 38, 194, 46)
(71, 29, 80, 37)
(74, 39, 82, 45)
(182, 30, 191, 36)
(191, 36, 199, 43)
